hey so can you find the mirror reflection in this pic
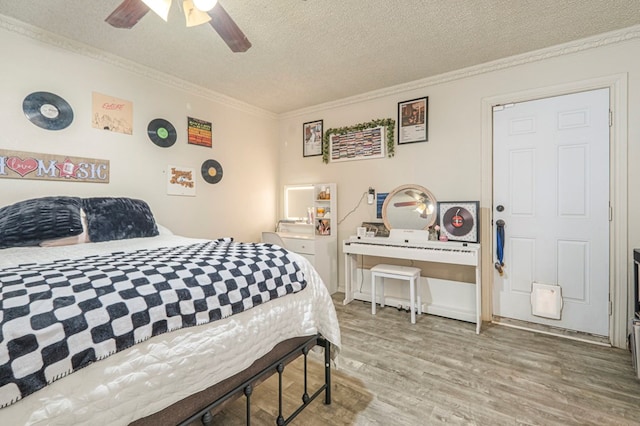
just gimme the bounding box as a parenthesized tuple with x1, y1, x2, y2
(284, 185, 314, 221)
(382, 184, 437, 230)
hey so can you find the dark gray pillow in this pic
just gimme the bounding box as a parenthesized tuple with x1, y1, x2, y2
(0, 196, 83, 248)
(82, 197, 159, 242)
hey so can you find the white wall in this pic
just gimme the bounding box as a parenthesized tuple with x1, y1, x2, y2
(0, 25, 279, 243)
(278, 29, 640, 344)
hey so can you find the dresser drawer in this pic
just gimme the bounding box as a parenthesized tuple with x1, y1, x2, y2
(282, 237, 315, 255)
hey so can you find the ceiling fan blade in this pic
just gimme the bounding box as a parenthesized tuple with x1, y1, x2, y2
(208, 3, 252, 53)
(394, 201, 419, 208)
(106, 0, 150, 29)
(404, 190, 423, 200)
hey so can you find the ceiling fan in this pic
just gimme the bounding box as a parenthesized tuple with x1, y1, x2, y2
(105, 0, 251, 53)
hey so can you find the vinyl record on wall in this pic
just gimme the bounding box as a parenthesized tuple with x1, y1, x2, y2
(442, 206, 474, 237)
(201, 159, 223, 184)
(23, 91, 74, 130)
(438, 201, 480, 243)
(147, 118, 177, 148)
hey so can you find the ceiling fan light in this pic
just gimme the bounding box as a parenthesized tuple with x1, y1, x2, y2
(183, 0, 212, 27)
(192, 0, 218, 12)
(141, 0, 172, 21)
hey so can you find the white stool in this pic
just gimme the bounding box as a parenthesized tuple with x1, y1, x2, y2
(370, 264, 422, 324)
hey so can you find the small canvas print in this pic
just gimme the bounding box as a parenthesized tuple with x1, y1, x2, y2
(167, 165, 196, 196)
(92, 92, 133, 135)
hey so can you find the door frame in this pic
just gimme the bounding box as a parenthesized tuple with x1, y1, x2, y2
(481, 74, 628, 348)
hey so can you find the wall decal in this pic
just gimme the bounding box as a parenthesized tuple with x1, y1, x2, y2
(147, 118, 177, 148)
(23, 91, 74, 131)
(201, 159, 223, 184)
(0, 149, 109, 183)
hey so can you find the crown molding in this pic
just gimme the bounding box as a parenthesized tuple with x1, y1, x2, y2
(280, 24, 640, 120)
(0, 14, 276, 120)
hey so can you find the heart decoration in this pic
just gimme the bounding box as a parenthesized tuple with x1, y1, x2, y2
(6, 157, 38, 177)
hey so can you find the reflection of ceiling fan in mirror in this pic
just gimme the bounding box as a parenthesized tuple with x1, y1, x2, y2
(106, 0, 251, 52)
(393, 190, 434, 217)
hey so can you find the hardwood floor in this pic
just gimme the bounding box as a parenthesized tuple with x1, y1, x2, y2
(209, 293, 640, 425)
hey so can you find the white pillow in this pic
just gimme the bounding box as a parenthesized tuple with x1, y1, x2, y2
(156, 224, 174, 236)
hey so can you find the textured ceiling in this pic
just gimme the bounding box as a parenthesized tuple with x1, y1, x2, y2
(1, 0, 640, 114)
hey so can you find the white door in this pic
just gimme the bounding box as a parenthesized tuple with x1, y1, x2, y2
(492, 88, 610, 336)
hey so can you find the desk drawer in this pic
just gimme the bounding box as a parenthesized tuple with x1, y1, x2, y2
(282, 238, 315, 255)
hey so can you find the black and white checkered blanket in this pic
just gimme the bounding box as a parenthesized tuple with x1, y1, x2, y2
(0, 238, 306, 407)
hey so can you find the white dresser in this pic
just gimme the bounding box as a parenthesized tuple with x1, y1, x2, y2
(279, 232, 315, 264)
(275, 231, 337, 294)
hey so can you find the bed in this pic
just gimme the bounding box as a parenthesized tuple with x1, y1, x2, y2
(0, 196, 341, 425)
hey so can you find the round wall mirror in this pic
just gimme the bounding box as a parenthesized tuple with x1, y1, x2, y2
(382, 184, 437, 230)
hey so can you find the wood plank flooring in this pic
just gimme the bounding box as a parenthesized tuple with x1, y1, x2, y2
(208, 293, 640, 425)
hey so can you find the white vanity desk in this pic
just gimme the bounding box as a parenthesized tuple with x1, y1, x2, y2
(275, 231, 337, 294)
(271, 183, 338, 294)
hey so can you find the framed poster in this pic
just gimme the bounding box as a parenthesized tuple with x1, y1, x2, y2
(187, 117, 212, 148)
(303, 119, 323, 157)
(438, 201, 479, 243)
(398, 97, 428, 145)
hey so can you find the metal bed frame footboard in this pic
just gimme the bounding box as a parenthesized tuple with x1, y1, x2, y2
(178, 334, 332, 426)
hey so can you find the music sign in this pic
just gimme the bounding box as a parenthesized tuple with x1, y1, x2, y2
(0, 149, 110, 183)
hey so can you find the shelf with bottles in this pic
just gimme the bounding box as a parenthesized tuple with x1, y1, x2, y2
(314, 184, 334, 236)
(315, 205, 331, 219)
(315, 185, 332, 202)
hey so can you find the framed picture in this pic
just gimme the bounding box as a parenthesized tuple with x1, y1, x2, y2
(360, 221, 389, 238)
(303, 119, 323, 157)
(328, 126, 385, 162)
(397, 97, 428, 145)
(438, 201, 479, 243)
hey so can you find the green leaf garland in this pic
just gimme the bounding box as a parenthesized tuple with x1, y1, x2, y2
(322, 118, 395, 163)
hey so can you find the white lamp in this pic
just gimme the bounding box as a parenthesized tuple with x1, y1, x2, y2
(193, 0, 218, 12)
